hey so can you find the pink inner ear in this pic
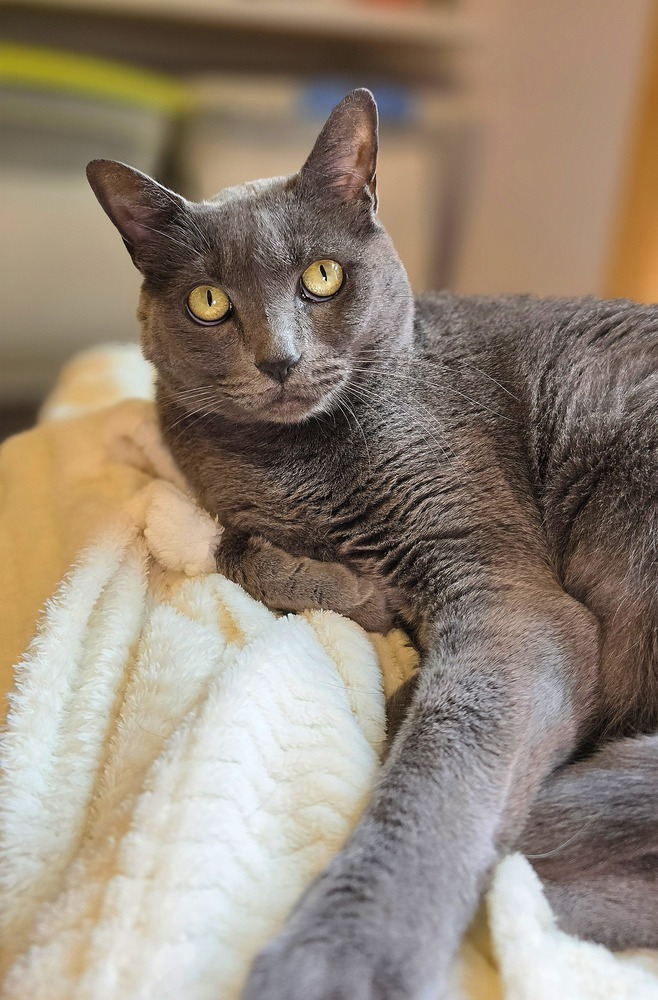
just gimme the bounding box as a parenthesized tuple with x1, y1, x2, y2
(328, 133, 377, 201)
(114, 199, 158, 246)
(354, 128, 375, 177)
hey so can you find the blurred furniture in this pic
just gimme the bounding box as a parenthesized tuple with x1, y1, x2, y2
(4, 1, 472, 84)
(1, 1, 476, 403)
(0, 45, 190, 400)
(606, 1, 658, 303)
(453, 0, 653, 301)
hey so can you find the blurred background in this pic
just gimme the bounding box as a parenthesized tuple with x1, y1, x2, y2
(1, 0, 657, 436)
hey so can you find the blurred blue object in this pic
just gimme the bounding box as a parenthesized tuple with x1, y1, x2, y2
(300, 79, 414, 123)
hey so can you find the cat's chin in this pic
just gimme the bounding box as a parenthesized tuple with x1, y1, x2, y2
(263, 393, 330, 425)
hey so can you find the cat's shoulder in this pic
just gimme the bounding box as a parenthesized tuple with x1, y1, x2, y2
(413, 290, 577, 330)
(412, 291, 545, 354)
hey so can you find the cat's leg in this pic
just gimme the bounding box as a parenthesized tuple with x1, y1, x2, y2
(215, 528, 399, 633)
(519, 732, 658, 949)
(242, 583, 599, 1000)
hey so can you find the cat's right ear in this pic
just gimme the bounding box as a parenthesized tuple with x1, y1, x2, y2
(300, 89, 379, 211)
(86, 160, 185, 272)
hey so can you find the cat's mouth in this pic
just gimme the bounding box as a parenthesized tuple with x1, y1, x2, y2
(267, 387, 329, 422)
(263, 380, 343, 424)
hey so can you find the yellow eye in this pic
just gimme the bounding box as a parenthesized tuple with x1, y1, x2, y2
(187, 285, 232, 324)
(301, 259, 344, 299)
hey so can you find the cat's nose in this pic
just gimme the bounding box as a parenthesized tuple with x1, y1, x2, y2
(256, 353, 301, 384)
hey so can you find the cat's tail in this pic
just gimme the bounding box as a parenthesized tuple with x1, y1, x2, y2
(519, 732, 658, 949)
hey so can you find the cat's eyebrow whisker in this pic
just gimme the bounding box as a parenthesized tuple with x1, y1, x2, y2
(183, 206, 214, 256)
(157, 184, 214, 255)
(139, 221, 200, 256)
(184, 221, 213, 257)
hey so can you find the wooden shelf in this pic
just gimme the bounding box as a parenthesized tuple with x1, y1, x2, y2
(4, 1, 473, 84)
(6, 0, 473, 47)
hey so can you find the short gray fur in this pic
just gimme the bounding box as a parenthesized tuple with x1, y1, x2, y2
(87, 90, 658, 999)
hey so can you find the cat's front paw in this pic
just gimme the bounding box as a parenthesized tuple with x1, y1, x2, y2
(348, 579, 399, 633)
(244, 935, 375, 1000)
(244, 932, 414, 1000)
(243, 929, 436, 1000)
(242, 875, 437, 1000)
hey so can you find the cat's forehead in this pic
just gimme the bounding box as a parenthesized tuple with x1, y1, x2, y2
(189, 175, 365, 281)
(204, 175, 290, 207)
(193, 176, 307, 272)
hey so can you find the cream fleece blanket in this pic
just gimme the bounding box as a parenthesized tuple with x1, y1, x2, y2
(1, 345, 657, 1000)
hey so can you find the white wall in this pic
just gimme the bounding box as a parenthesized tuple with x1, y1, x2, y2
(454, 0, 653, 298)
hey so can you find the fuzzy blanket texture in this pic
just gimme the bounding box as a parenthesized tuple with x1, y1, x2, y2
(0, 345, 657, 1000)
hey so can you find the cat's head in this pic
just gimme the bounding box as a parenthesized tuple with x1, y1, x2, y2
(87, 89, 413, 425)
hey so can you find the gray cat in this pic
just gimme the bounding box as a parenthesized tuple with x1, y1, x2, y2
(87, 90, 658, 999)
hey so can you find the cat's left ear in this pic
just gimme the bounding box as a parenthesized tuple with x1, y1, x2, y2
(86, 159, 186, 272)
(300, 89, 379, 211)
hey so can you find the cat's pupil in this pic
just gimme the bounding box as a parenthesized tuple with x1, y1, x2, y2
(320, 264, 327, 282)
(206, 289, 213, 307)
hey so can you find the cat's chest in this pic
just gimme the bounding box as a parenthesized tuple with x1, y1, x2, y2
(188, 407, 457, 573)
(205, 437, 370, 559)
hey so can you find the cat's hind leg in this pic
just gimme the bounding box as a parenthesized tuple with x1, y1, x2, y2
(519, 733, 658, 949)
